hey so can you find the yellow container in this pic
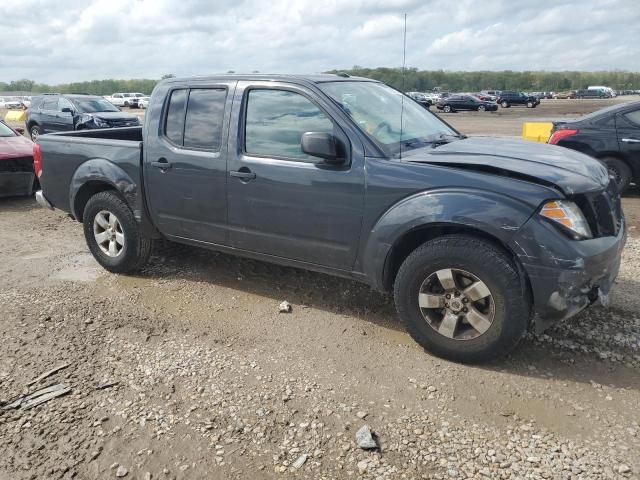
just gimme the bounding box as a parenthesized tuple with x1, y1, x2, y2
(521, 122, 553, 143)
(4, 110, 26, 122)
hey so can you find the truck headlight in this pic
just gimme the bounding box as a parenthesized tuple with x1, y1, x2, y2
(539, 200, 592, 239)
(93, 117, 109, 128)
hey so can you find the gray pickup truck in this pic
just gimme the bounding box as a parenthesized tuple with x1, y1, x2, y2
(34, 74, 626, 363)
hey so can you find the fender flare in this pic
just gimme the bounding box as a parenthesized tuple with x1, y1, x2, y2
(360, 188, 536, 290)
(69, 158, 138, 220)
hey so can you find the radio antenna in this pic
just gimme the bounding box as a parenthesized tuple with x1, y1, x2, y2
(399, 13, 407, 159)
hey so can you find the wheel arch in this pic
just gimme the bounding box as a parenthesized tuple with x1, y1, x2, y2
(69, 158, 137, 221)
(595, 152, 636, 179)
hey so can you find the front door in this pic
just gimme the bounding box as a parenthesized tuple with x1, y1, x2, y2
(54, 97, 76, 132)
(144, 82, 235, 243)
(226, 81, 365, 270)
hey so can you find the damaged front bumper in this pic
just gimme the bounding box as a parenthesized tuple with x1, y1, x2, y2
(510, 216, 626, 333)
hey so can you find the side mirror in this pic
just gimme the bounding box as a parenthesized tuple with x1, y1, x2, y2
(301, 132, 343, 164)
(61, 107, 74, 114)
(15, 127, 25, 135)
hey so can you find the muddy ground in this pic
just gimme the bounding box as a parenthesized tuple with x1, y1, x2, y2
(1, 100, 640, 479)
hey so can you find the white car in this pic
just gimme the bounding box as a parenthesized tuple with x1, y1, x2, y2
(138, 96, 150, 109)
(0, 97, 25, 109)
(105, 93, 137, 108)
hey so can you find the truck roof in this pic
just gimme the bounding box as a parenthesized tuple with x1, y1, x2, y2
(160, 73, 377, 86)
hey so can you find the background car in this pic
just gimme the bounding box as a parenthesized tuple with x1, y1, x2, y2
(554, 91, 576, 99)
(436, 94, 498, 113)
(105, 92, 137, 107)
(548, 100, 640, 192)
(138, 96, 150, 109)
(497, 91, 540, 108)
(0, 97, 25, 109)
(0, 120, 36, 198)
(26, 94, 140, 140)
(406, 91, 432, 108)
(576, 88, 611, 99)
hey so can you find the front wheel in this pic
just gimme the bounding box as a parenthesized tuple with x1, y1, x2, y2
(477, 105, 486, 112)
(394, 235, 529, 363)
(443, 105, 452, 113)
(500, 101, 509, 108)
(29, 125, 42, 141)
(83, 191, 152, 273)
(526, 101, 534, 108)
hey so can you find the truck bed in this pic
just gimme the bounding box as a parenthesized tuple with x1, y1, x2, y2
(38, 127, 144, 219)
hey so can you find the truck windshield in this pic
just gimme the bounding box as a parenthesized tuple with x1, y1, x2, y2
(319, 81, 458, 156)
(72, 98, 120, 113)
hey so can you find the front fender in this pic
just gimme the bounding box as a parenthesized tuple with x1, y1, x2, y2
(361, 188, 536, 290)
(69, 158, 138, 218)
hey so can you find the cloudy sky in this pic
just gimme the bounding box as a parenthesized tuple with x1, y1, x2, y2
(1, 0, 638, 84)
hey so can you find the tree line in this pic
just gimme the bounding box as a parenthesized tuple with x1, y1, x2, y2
(2, 69, 639, 95)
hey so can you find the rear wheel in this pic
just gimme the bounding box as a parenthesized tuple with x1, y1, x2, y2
(602, 157, 632, 193)
(501, 101, 509, 108)
(443, 105, 452, 113)
(394, 235, 529, 363)
(83, 191, 152, 273)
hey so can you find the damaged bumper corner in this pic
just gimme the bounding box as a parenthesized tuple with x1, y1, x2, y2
(510, 216, 626, 333)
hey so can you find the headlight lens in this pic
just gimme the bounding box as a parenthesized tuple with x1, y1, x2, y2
(93, 117, 109, 128)
(539, 200, 592, 239)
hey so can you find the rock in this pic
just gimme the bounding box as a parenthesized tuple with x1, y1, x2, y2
(356, 411, 368, 419)
(617, 465, 631, 474)
(357, 460, 368, 474)
(115, 466, 128, 477)
(144, 473, 152, 480)
(278, 301, 292, 313)
(355, 425, 377, 449)
(291, 453, 308, 469)
(110, 463, 119, 470)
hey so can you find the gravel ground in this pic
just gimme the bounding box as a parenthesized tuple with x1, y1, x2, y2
(1, 101, 640, 479)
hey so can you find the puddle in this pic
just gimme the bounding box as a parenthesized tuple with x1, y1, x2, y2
(50, 253, 103, 283)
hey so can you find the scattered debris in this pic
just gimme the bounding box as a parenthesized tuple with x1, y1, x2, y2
(278, 301, 292, 313)
(355, 425, 378, 450)
(115, 465, 128, 477)
(96, 380, 120, 390)
(357, 460, 369, 474)
(2, 384, 71, 411)
(291, 453, 308, 469)
(27, 363, 70, 387)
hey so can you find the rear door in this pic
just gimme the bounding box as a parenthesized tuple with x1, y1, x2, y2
(617, 107, 640, 172)
(144, 82, 235, 243)
(226, 81, 365, 270)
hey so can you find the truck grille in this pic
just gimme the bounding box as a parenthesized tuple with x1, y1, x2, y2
(0, 156, 34, 173)
(576, 179, 623, 238)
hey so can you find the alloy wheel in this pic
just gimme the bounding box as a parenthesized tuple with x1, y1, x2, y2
(93, 210, 125, 257)
(418, 268, 495, 340)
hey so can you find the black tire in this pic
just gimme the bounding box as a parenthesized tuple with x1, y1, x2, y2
(83, 190, 152, 273)
(29, 125, 42, 141)
(500, 101, 509, 108)
(394, 235, 529, 363)
(602, 157, 632, 193)
(477, 105, 486, 112)
(443, 105, 452, 113)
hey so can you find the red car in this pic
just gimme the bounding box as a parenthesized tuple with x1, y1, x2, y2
(0, 120, 36, 197)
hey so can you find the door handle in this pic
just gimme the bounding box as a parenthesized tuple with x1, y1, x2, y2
(621, 138, 640, 143)
(229, 170, 256, 180)
(151, 158, 172, 170)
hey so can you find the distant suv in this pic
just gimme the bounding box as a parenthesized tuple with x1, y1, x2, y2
(26, 94, 140, 141)
(576, 89, 610, 99)
(497, 91, 540, 108)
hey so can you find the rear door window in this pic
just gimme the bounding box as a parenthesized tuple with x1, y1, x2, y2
(623, 109, 640, 127)
(42, 98, 58, 110)
(183, 89, 227, 150)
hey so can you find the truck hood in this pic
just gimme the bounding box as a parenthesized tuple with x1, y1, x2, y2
(406, 136, 609, 195)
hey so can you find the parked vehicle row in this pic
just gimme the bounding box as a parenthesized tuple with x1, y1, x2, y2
(25, 94, 140, 141)
(104, 92, 146, 108)
(34, 73, 625, 363)
(0, 96, 31, 109)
